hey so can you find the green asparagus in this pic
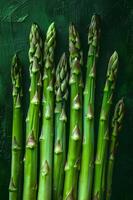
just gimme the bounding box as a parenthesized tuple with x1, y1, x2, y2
(23, 23, 42, 200)
(106, 99, 124, 200)
(78, 14, 101, 200)
(38, 22, 56, 200)
(53, 53, 69, 200)
(93, 51, 119, 200)
(63, 24, 83, 200)
(9, 54, 23, 200)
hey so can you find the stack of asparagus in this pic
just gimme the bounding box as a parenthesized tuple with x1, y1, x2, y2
(9, 14, 125, 200)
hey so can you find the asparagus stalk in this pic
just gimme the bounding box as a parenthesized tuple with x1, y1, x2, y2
(23, 23, 42, 200)
(78, 14, 100, 200)
(106, 99, 124, 200)
(93, 51, 119, 200)
(53, 53, 69, 200)
(101, 153, 107, 200)
(9, 55, 23, 200)
(63, 24, 83, 200)
(38, 22, 56, 200)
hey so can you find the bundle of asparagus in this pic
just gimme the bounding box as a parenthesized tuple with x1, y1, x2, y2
(8, 15, 125, 200)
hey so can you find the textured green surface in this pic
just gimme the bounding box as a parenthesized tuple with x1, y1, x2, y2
(0, 0, 133, 199)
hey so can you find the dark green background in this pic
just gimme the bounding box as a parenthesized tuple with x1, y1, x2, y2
(0, 0, 133, 199)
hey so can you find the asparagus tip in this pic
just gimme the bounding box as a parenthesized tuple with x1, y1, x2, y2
(89, 14, 101, 32)
(115, 98, 124, 117)
(44, 21, 56, 56)
(11, 54, 21, 83)
(59, 52, 67, 66)
(69, 23, 79, 38)
(47, 22, 55, 34)
(107, 51, 119, 80)
(55, 52, 68, 102)
(62, 52, 66, 59)
(49, 21, 55, 28)
(88, 14, 101, 57)
(31, 23, 39, 33)
(11, 54, 18, 66)
(110, 51, 118, 65)
(112, 98, 125, 130)
(112, 50, 118, 59)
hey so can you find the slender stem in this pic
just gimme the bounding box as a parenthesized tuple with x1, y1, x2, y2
(101, 145, 108, 200)
(9, 55, 23, 200)
(63, 24, 83, 200)
(38, 22, 56, 200)
(106, 99, 124, 200)
(93, 51, 119, 200)
(78, 14, 101, 200)
(23, 23, 42, 200)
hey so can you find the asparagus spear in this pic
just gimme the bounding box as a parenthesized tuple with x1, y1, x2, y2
(101, 154, 107, 200)
(106, 99, 124, 200)
(9, 54, 23, 200)
(78, 14, 100, 200)
(63, 24, 83, 200)
(53, 53, 69, 200)
(93, 51, 119, 200)
(38, 22, 56, 200)
(23, 23, 42, 200)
